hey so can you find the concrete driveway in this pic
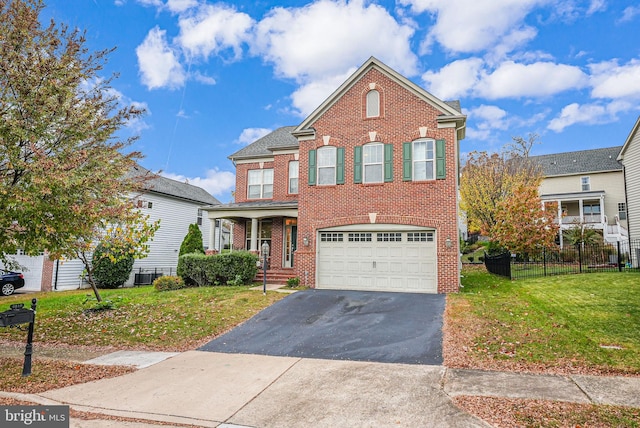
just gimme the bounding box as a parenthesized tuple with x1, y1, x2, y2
(199, 289, 444, 365)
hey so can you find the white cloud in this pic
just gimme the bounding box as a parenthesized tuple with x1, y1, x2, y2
(162, 168, 236, 198)
(166, 0, 198, 13)
(400, 0, 547, 54)
(176, 3, 254, 60)
(465, 105, 509, 140)
(478, 61, 588, 99)
(547, 100, 633, 132)
(619, 6, 640, 23)
(235, 128, 273, 145)
(136, 27, 186, 90)
(422, 58, 483, 99)
(589, 59, 640, 99)
(192, 71, 216, 85)
(290, 68, 357, 117)
(423, 59, 587, 100)
(252, 0, 418, 81)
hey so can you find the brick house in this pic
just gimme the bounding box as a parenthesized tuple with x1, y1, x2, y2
(205, 57, 466, 293)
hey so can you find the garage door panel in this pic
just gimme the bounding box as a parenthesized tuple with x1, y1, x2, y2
(317, 228, 438, 293)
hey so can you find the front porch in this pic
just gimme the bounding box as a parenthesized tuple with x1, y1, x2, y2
(541, 191, 628, 245)
(202, 201, 299, 272)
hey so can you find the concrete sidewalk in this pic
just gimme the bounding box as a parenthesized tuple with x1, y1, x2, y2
(2, 350, 639, 428)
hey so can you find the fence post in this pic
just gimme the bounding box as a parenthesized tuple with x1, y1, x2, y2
(578, 244, 582, 273)
(543, 248, 547, 277)
(618, 241, 622, 272)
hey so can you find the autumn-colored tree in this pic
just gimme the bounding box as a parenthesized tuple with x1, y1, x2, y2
(492, 184, 559, 253)
(460, 134, 547, 250)
(74, 212, 160, 301)
(0, 0, 150, 289)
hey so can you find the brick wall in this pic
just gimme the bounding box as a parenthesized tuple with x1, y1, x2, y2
(295, 68, 460, 293)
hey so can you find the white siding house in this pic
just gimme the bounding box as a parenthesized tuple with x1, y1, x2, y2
(4, 167, 222, 292)
(618, 116, 640, 243)
(530, 146, 628, 245)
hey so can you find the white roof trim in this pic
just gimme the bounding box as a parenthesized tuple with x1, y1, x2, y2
(293, 57, 462, 136)
(618, 115, 640, 161)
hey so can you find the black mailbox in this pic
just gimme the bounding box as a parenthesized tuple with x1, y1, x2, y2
(0, 299, 37, 376)
(0, 304, 35, 327)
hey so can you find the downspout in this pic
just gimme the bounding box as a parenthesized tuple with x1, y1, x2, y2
(53, 259, 59, 290)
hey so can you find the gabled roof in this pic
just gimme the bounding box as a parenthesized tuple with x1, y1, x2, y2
(618, 115, 640, 161)
(293, 56, 465, 139)
(229, 126, 298, 161)
(130, 165, 220, 205)
(530, 146, 623, 177)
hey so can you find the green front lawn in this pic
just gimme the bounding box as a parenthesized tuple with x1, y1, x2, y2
(450, 268, 640, 374)
(0, 285, 285, 351)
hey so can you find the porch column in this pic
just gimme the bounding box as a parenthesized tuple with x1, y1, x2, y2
(600, 195, 606, 224)
(579, 199, 584, 223)
(557, 200, 562, 226)
(250, 218, 258, 252)
(209, 218, 216, 250)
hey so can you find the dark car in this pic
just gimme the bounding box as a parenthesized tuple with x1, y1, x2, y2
(1, 270, 25, 296)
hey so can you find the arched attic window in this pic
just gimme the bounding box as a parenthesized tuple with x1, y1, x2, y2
(366, 89, 380, 118)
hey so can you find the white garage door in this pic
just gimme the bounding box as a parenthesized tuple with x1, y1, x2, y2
(1, 255, 44, 292)
(317, 227, 437, 293)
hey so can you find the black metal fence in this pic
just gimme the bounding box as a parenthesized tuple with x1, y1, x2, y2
(133, 267, 175, 285)
(485, 239, 640, 280)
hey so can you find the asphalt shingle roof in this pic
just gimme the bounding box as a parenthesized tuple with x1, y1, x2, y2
(530, 146, 623, 176)
(229, 126, 298, 160)
(130, 165, 220, 205)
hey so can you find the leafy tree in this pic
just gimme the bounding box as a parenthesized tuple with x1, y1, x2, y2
(74, 212, 160, 301)
(179, 223, 205, 256)
(0, 0, 152, 299)
(460, 134, 542, 236)
(460, 134, 555, 252)
(92, 242, 134, 289)
(492, 184, 559, 253)
(564, 224, 603, 245)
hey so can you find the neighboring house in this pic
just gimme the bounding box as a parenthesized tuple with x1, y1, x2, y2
(7, 166, 221, 292)
(205, 57, 466, 293)
(617, 115, 640, 244)
(530, 146, 628, 246)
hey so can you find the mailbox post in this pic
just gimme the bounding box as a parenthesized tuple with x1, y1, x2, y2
(261, 241, 270, 295)
(0, 298, 37, 376)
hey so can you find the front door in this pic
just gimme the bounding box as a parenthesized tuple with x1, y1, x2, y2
(284, 218, 297, 268)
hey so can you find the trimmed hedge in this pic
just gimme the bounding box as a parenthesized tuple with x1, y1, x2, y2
(177, 251, 258, 286)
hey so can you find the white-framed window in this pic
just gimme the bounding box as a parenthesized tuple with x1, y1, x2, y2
(366, 89, 380, 118)
(618, 202, 627, 220)
(288, 160, 299, 194)
(377, 233, 401, 242)
(197, 209, 203, 226)
(317, 146, 337, 186)
(348, 233, 372, 242)
(320, 232, 343, 242)
(363, 143, 384, 183)
(407, 232, 434, 242)
(247, 169, 274, 199)
(581, 176, 590, 191)
(413, 139, 435, 181)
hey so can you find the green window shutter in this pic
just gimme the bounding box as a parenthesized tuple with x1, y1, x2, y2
(354, 146, 363, 184)
(436, 139, 446, 179)
(336, 147, 345, 184)
(384, 143, 393, 182)
(308, 149, 316, 186)
(402, 142, 412, 181)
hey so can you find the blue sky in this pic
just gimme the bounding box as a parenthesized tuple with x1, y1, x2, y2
(41, 0, 640, 203)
